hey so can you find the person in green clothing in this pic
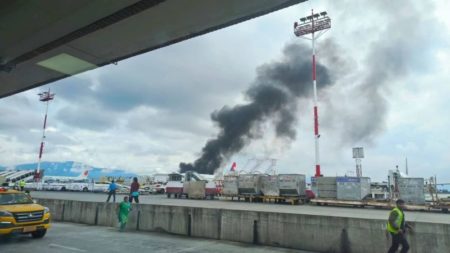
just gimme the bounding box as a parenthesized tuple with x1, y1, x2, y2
(117, 196, 132, 232)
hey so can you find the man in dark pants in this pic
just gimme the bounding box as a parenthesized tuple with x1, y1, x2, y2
(387, 199, 413, 253)
(106, 180, 117, 203)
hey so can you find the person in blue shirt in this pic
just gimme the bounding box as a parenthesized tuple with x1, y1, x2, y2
(106, 180, 118, 203)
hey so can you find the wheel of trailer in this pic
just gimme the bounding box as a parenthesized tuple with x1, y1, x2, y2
(61, 187, 66, 191)
(442, 208, 449, 214)
(167, 193, 171, 198)
(82, 187, 88, 192)
(31, 229, 47, 239)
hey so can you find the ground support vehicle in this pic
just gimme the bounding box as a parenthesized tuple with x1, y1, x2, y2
(0, 188, 51, 238)
(427, 177, 450, 213)
(221, 194, 307, 205)
(166, 172, 218, 199)
(310, 198, 449, 213)
(166, 179, 184, 198)
(429, 202, 450, 213)
(259, 195, 305, 205)
(142, 183, 166, 194)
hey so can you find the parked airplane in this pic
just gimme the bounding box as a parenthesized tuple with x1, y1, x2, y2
(26, 170, 90, 191)
(42, 170, 89, 182)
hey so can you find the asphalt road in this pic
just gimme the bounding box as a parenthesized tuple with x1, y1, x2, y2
(0, 222, 316, 253)
(30, 191, 450, 224)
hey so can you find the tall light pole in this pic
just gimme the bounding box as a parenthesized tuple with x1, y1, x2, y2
(294, 10, 331, 177)
(36, 88, 55, 179)
(352, 147, 364, 177)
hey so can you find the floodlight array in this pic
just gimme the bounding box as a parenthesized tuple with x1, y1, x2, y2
(294, 15, 331, 37)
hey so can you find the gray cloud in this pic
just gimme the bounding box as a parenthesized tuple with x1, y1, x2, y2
(323, 0, 441, 145)
(56, 103, 116, 131)
(49, 39, 247, 133)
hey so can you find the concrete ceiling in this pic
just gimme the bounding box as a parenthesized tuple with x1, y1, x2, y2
(0, 0, 305, 99)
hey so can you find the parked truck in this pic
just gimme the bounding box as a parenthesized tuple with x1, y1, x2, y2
(166, 171, 218, 199)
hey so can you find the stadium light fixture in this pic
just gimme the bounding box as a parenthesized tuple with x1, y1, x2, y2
(293, 9, 331, 177)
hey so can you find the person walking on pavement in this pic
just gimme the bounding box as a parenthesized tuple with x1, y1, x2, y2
(117, 196, 131, 232)
(387, 199, 413, 253)
(106, 180, 117, 203)
(19, 179, 26, 191)
(129, 177, 140, 203)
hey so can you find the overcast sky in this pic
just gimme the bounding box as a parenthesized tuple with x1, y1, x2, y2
(1, 0, 449, 181)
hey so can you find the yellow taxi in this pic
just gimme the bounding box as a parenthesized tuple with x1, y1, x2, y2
(0, 188, 51, 238)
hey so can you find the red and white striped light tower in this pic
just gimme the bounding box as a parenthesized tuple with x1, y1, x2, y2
(294, 10, 331, 177)
(36, 88, 55, 178)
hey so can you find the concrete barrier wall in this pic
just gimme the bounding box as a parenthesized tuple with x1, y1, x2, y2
(36, 199, 450, 253)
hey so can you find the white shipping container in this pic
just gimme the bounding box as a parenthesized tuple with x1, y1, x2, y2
(278, 174, 306, 197)
(336, 177, 371, 201)
(317, 177, 337, 199)
(261, 175, 279, 196)
(185, 181, 206, 199)
(238, 174, 262, 195)
(223, 175, 239, 196)
(398, 178, 425, 205)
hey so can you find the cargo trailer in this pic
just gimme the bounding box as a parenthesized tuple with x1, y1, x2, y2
(238, 174, 262, 196)
(278, 174, 306, 197)
(336, 177, 371, 201)
(223, 175, 239, 197)
(261, 175, 279, 196)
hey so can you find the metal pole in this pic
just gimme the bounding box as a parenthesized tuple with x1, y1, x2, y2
(36, 98, 49, 174)
(36, 88, 53, 177)
(355, 158, 362, 177)
(311, 9, 321, 177)
(294, 10, 330, 178)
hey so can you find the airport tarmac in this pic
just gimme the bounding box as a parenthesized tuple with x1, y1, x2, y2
(0, 222, 316, 253)
(30, 191, 450, 224)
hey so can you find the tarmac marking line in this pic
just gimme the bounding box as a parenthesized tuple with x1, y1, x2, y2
(49, 243, 87, 252)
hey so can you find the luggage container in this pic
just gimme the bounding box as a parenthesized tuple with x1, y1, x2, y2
(261, 175, 279, 196)
(317, 177, 337, 198)
(398, 178, 425, 205)
(184, 181, 206, 199)
(278, 174, 306, 197)
(223, 175, 239, 196)
(238, 174, 262, 196)
(336, 177, 371, 201)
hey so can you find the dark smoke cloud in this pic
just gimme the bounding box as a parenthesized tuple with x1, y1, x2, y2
(180, 43, 332, 174)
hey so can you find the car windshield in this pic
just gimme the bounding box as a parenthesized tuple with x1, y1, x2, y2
(0, 193, 34, 205)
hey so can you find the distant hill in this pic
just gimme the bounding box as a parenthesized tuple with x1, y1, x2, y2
(0, 161, 137, 180)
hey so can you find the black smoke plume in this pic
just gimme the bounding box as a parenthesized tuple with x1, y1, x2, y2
(180, 43, 332, 174)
